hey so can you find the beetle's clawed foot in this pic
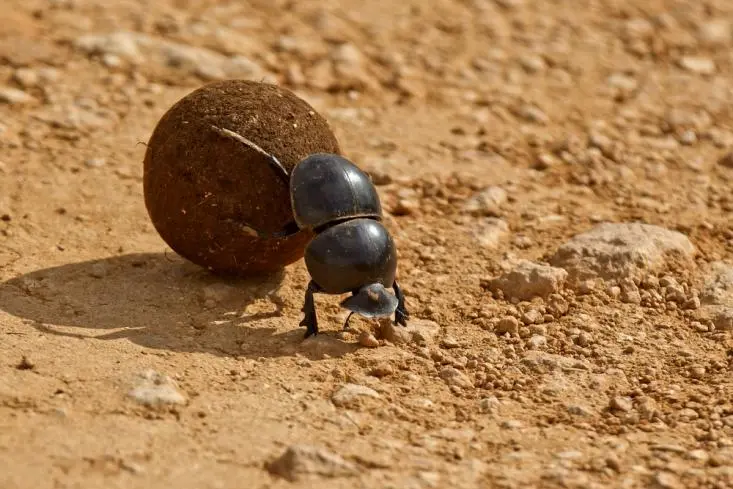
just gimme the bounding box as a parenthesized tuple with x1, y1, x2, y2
(394, 307, 409, 327)
(341, 311, 359, 333)
(300, 315, 318, 338)
(300, 280, 321, 339)
(392, 280, 409, 327)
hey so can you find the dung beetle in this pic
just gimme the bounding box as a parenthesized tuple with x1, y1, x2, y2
(211, 126, 409, 338)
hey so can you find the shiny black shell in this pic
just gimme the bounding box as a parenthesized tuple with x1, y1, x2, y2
(289, 153, 382, 230)
(304, 218, 397, 294)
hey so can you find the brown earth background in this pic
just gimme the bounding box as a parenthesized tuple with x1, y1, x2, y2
(1, 0, 733, 488)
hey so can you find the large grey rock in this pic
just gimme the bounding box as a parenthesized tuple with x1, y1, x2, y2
(550, 222, 695, 283)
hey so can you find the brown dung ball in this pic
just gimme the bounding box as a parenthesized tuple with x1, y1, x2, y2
(143, 79, 341, 275)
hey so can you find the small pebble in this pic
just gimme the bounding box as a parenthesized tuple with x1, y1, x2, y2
(521, 309, 543, 325)
(495, 316, 519, 334)
(501, 420, 523, 429)
(686, 449, 709, 462)
(85, 158, 106, 168)
(0, 87, 34, 105)
(439, 367, 473, 388)
(678, 56, 716, 75)
(16, 355, 35, 370)
(719, 152, 733, 168)
(474, 218, 510, 248)
(331, 383, 380, 407)
(620, 281, 642, 304)
(479, 396, 501, 414)
(567, 404, 593, 416)
(654, 471, 682, 489)
(392, 199, 419, 216)
(128, 370, 186, 406)
(519, 54, 546, 73)
(464, 186, 507, 217)
(517, 104, 549, 124)
(12, 68, 40, 88)
(440, 336, 460, 349)
(526, 335, 547, 349)
(609, 396, 633, 413)
(698, 20, 731, 46)
(689, 365, 706, 379)
(358, 331, 379, 348)
(267, 444, 358, 481)
(369, 363, 394, 378)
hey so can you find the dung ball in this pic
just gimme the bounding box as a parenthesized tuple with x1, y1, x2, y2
(142, 79, 341, 275)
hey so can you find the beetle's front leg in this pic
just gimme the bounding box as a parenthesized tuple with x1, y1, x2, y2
(393, 280, 409, 326)
(299, 280, 322, 338)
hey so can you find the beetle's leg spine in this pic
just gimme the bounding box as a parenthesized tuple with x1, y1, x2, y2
(300, 280, 321, 338)
(209, 125, 290, 184)
(393, 280, 409, 326)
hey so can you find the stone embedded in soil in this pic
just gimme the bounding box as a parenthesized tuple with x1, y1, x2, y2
(378, 318, 440, 345)
(678, 56, 716, 75)
(549, 222, 695, 284)
(697, 262, 733, 332)
(521, 351, 591, 372)
(439, 367, 473, 388)
(700, 261, 733, 305)
(719, 152, 733, 168)
(128, 370, 186, 407)
(358, 331, 379, 348)
(607, 73, 638, 92)
(567, 404, 593, 417)
(654, 471, 682, 489)
(473, 218, 510, 248)
(711, 307, 733, 331)
(501, 420, 523, 430)
(620, 278, 642, 304)
(16, 355, 35, 370)
(526, 335, 547, 349)
(484, 259, 567, 301)
(494, 316, 519, 334)
(698, 20, 732, 46)
(609, 396, 633, 413)
(479, 396, 501, 414)
(267, 444, 358, 481)
(369, 363, 394, 378)
(0, 86, 35, 105)
(331, 383, 380, 407)
(516, 104, 549, 124)
(463, 186, 507, 216)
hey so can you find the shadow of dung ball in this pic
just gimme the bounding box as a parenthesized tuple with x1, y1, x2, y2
(143, 79, 341, 276)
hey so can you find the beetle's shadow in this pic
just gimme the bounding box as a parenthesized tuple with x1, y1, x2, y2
(0, 253, 359, 360)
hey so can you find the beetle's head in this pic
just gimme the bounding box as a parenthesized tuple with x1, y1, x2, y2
(339, 283, 398, 318)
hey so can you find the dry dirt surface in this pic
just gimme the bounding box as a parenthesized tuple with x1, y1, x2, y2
(2, 1, 733, 488)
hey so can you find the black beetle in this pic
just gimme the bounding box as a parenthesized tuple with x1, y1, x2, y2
(211, 126, 409, 338)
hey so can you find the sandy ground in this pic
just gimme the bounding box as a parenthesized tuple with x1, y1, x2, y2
(1, 0, 733, 488)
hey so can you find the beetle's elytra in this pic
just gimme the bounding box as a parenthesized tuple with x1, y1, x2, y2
(213, 130, 409, 338)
